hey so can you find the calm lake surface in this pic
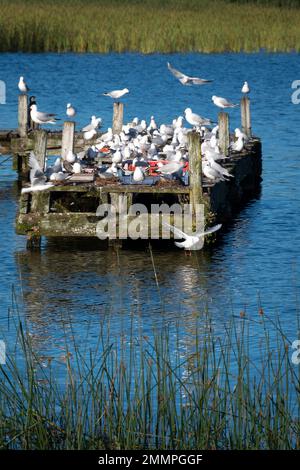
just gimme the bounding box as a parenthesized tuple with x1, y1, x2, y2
(0, 52, 299, 368)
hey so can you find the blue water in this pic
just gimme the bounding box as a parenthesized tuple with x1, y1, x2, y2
(0, 52, 300, 368)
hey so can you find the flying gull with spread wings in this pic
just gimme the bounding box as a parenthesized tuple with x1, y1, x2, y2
(167, 62, 213, 86)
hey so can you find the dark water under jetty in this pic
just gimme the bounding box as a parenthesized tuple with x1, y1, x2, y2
(0, 52, 300, 370)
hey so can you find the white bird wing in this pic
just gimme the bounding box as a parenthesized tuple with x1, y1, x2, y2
(210, 160, 233, 177)
(159, 162, 180, 174)
(81, 123, 94, 132)
(219, 167, 233, 177)
(218, 97, 237, 107)
(190, 77, 213, 85)
(104, 90, 122, 98)
(190, 112, 203, 124)
(52, 159, 62, 173)
(167, 62, 187, 80)
(36, 110, 57, 122)
(217, 97, 230, 106)
(168, 63, 212, 85)
(202, 164, 219, 180)
(29, 152, 43, 172)
(21, 183, 54, 194)
(211, 160, 223, 171)
(163, 222, 189, 240)
(195, 224, 222, 237)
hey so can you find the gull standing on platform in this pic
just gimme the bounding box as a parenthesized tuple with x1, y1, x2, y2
(184, 108, 214, 127)
(83, 128, 97, 141)
(30, 104, 59, 125)
(82, 115, 102, 132)
(235, 127, 248, 142)
(133, 166, 145, 182)
(231, 135, 244, 152)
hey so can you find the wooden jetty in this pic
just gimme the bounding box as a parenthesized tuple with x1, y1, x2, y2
(1, 95, 262, 248)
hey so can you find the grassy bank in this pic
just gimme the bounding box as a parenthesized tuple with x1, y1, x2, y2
(0, 0, 300, 53)
(0, 308, 299, 449)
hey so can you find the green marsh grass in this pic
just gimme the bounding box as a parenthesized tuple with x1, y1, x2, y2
(1, 0, 300, 53)
(0, 304, 299, 449)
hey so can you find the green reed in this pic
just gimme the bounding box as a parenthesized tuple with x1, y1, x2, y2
(0, 304, 299, 449)
(0, 0, 300, 53)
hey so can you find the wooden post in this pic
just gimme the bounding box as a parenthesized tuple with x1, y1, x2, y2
(188, 131, 202, 218)
(33, 129, 47, 171)
(26, 232, 42, 250)
(112, 102, 123, 135)
(27, 130, 48, 250)
(241, 96, 251, 137)
(61, 121, 75, 160)
(108, 192, 124, 248)
(218, 112, 230, 157)
(18, 95, 28, 137)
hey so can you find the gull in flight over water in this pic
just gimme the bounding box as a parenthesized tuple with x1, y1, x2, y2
(18, 76, 29, 93)
(164, 222, 222, 250)
(167, 62, 213, 86)
(212, 95, 238, 109)
(103, 88, 129, 99)
(30, 104, 60, 125)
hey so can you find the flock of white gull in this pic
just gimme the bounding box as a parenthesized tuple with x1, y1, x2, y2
(18, 63, 251, 248)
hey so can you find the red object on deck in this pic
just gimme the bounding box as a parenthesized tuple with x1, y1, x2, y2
(127, 160, 189, 176)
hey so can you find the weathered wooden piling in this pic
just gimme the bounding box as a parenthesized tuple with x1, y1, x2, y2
(18, 95, 28, 138)
(188, 131, 202, 218)
(26, 232, 42, 250)
(241, 96, 251, 137)
(24, 130, 48, 249)
(61, 121, 75, 159)
(33, 129, 47, 170)
(112, 102, 124, 135)
(218, 112, 230, 157)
